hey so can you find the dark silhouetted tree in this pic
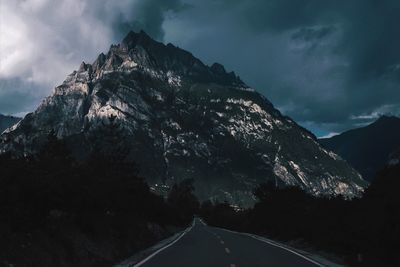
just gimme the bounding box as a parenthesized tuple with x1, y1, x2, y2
(167, 179, 199, 224)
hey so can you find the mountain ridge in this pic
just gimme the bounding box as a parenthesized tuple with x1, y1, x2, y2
(319, 115, 400, 181)
(0, 30, 366, 205)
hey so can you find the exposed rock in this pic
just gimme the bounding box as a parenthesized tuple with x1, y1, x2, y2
(0, 31, 366, 206)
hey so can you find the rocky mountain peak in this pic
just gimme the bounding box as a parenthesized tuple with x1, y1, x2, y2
(210, 63, 226, 74)
(120, 30, 153, 50)
(0, 30, 366, 205)
(78, 61, 90, 72)
(79, 31, 244, 87)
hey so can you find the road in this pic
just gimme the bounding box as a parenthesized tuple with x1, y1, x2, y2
(135, 218, 323, 267)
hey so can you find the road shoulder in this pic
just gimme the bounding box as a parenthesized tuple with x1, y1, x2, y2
(214, 226, 344, 267)
(114, 221, 195, 267)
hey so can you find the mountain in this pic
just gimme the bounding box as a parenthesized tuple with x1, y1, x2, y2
(0, 30, 366, 205)
(319, 115, 400, 181)
(0, 114, 20, 133)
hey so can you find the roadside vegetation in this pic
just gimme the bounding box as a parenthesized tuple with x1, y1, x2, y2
(1, 128, 398, 266)
(200, 168, 400, 267)
(0, 132, 199, 267)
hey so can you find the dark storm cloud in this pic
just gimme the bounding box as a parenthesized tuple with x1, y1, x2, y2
(163, 0, 400, 135)
(235, 0, 333, 32)
(0, 0, 184, 115)
(2, 0, 400, 135)
(291, 26, 336, 42)
(0, 78, 43, 116)
(100, 0, 186, 40)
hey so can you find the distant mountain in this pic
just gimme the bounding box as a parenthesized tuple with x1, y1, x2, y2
(319, 116, 400, 181)
(0, 30, 365, 205)
(0, 114, 20, 133)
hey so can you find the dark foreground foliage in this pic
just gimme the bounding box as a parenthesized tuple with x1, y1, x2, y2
(0, 133, 198, 267)
(200, 167, 400, 267)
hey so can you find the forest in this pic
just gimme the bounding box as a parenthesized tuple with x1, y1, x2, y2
(1, 130, 399, 266)
(200, 167, 400, 267)
(0, 132, 199, 267)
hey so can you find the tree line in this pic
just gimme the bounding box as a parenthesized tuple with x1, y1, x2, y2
(1, 119, 398, 266)
(0, 130, 199, 267)
(199, 167, 400, 267)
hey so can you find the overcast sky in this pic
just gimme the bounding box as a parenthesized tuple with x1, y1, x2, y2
(1, 0, 400, 137)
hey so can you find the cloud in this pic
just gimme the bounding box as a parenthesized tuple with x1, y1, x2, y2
(0, 0, 183, 114)
(291, 26, 336, 43)
(0, 78, 43, 116)
(348, 104, 400, 121)
(163, 0, 400, 134)
(2, 0, 400, 135)
(319, 132, 339, 139)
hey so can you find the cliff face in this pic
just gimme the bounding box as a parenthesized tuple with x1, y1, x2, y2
(0, 31, 366, 205)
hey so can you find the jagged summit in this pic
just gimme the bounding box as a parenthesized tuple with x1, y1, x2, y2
(0, 30, 366, 205)
(90, 30, 244, 86)
(121, 30, 154, 49)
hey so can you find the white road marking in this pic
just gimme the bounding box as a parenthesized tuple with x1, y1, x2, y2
(134, 220, 196, 267)
(199, 218, 207, 225)
(131, 218, 325, 267)
(216, 227, 325, 267)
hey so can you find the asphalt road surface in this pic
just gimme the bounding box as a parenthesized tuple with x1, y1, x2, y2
(135, 218, 323, 267)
